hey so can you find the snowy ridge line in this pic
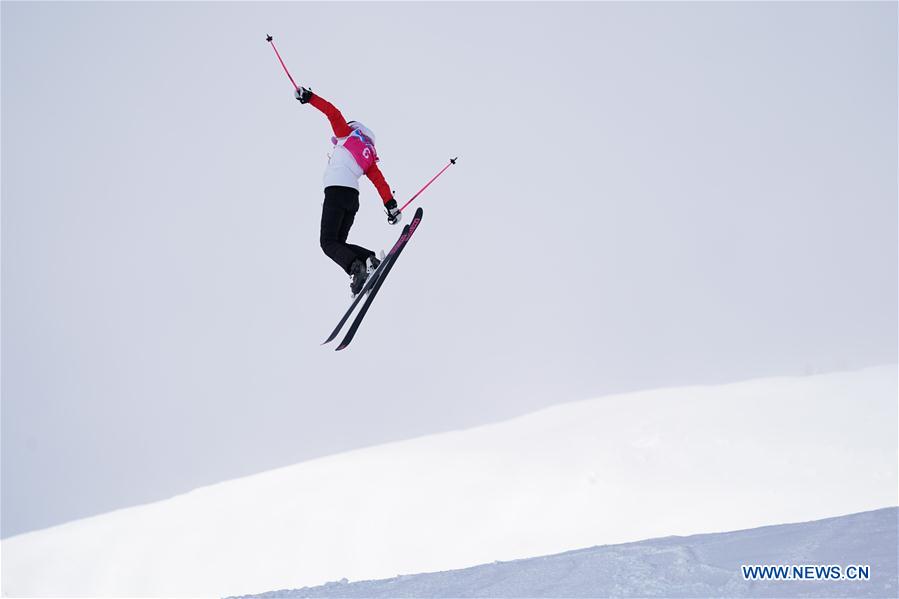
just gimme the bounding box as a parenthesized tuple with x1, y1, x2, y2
(234, 507, 898, 599)
(18, 365, 897, 520)
(3, 366, 896, 597)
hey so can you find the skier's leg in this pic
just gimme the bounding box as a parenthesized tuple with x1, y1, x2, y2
(320, 187, 360, 274)
(339, 192, 375, 262)
(336, 203, 356, 243)
(346, 243, 375, 261)
(335, 191, 374, 295)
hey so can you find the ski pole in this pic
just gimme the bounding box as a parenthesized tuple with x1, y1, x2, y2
(266, 34, 299, 91)
(399, 157, 458, 213)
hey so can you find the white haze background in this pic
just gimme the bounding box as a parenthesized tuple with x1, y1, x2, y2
(2, 0, 896, 545)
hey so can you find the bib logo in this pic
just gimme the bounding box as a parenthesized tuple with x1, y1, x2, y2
(343, 132, 377, 171)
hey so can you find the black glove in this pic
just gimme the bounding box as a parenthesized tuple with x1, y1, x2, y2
(294, 87, 313, 104)
(385, 199, 402, 225)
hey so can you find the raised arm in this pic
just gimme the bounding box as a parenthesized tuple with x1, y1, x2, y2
(306, 92, 353, 138)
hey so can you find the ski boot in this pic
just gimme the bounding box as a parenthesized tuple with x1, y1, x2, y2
(364, 252, 387, 288)
(367, 253, 382, 274)
(349, 259, 369, 297)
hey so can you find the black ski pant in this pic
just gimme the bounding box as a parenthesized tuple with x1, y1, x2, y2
(320, 186, 374, 275)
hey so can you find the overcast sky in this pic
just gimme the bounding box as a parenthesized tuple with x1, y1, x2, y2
(2, 1, 896, 538)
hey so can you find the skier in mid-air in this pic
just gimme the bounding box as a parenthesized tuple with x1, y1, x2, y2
(295, 86, 402, 296)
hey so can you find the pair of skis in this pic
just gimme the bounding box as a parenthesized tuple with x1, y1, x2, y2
(322, 207, 424, 351)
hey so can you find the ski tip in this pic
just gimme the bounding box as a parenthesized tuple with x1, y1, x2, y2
(335, 343, 348, 351)
(266, 34, 273, 42)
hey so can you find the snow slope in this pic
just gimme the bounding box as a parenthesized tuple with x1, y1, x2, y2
(241, 507, 898, 598)
(2, 367, 896, 597)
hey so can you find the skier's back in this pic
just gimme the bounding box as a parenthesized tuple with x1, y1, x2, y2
(295, 86, 402, 295)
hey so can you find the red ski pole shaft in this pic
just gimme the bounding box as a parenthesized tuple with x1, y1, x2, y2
(399, 157, 458, 213)
(266, 35, 299, 90)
